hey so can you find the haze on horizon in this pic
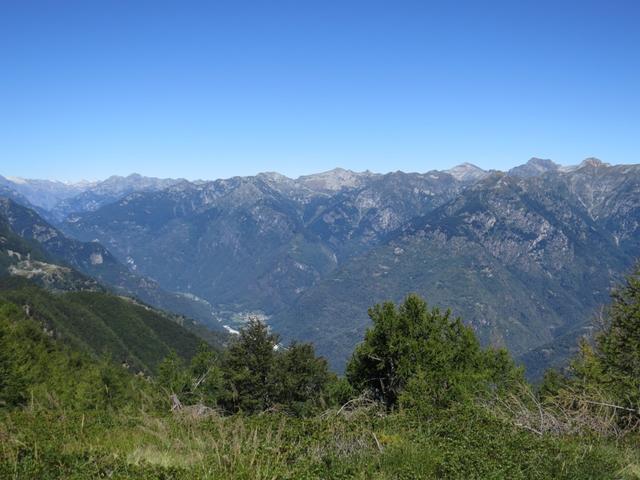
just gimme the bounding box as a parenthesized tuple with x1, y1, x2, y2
(0, 157, 618, 185)
(1, 1, 639, 181)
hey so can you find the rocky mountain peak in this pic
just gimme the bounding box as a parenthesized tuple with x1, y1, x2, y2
(297, 168, 374, 191)
(445, 163, 488, 182)
(508, 158, 559, 178)
(5, 176, 28, 185)
(258, 172, 291, 183)
(527, 157, 557, 168)
(578, 157, 609, 169)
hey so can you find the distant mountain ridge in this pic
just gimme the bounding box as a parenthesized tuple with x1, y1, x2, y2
(272, 164, 639, 371)
(2, 158, 638, 377)
(1, 173, 183, 221)
(1, 158, 595, 218)
(507, 157, 560, 178)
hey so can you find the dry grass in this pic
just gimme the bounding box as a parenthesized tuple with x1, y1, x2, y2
(487, 383, 640, 438)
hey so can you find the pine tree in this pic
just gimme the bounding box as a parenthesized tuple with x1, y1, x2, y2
(158, 350, 190, 397)
(274, 342, 331, 415)
(187, 343, 223, 406)
(346, 294, 519, 409)
(595, 263, 640, 406)
(222, 318, 279, 413)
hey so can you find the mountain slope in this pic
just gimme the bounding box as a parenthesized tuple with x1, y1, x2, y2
(53, 173, 183, 220)
(61, 170, 465, 326)
(0, 173, 184, 221)
(272, 166, 639, 372)
(0, 176, 89, 211)
(508, 157, 560, 178)
(0, 278, 204, 373)
(0, 196, 222, 326)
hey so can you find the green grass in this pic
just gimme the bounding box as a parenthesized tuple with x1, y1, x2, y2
(2, 405, 640, 479)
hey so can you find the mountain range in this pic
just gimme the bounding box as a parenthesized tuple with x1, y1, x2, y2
(2, 157, 638, 377)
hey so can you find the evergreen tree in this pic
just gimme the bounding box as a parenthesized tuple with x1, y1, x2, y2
(347, 294, 519, 409)
(157, 344, 223, 407)
(544, 264, 640, 421)
(187, 343, 223, 406)
(75, 355, 132, 410)
(158, 350, 190, 397)
(274, 342, 331, 415)
(589, 264, 640, 407)
(537, 368, 567, 401)
(222, 318, 279, 413)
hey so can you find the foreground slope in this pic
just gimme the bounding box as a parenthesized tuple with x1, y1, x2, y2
(2, 290, 639, 479)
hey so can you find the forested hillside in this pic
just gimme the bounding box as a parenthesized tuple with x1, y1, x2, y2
(0, 279, 205, 373)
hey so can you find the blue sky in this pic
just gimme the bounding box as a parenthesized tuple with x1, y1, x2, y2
(1, 1, 639, 181)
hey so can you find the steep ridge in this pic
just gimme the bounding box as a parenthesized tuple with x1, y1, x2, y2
(0, 173, 184, 221)
(508, 157, 560, 178)
(52, 173, 184, 220)
(0, 201, 227, 369)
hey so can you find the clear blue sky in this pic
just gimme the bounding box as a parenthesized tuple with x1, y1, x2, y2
(1, 1, 639, 181)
